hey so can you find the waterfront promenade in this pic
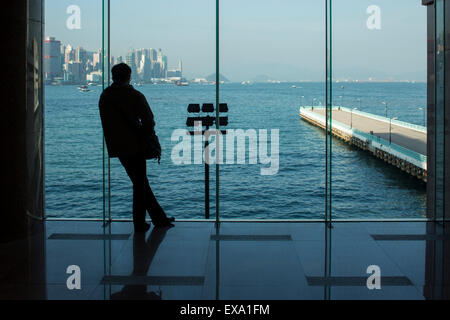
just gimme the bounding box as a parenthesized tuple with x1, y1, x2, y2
(314, 108, 426, 155)
(300, 107, 427, 181)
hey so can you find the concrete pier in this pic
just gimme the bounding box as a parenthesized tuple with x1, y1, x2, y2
(300, 107, 427, 182)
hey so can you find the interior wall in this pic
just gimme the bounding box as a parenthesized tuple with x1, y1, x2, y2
(1, 0, 45, 242)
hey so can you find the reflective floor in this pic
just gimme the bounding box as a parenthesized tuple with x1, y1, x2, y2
(1, 221, 449, 299)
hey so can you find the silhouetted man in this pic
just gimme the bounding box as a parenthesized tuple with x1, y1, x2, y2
(99, 63, 174, 232)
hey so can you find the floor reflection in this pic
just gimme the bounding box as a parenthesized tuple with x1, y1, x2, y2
(1, 220, 449, 299)
(424, 222, 450, 299)
(109, 226, 173, 300)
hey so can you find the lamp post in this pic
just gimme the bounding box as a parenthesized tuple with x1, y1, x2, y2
(390, 117, 398, 144)
(341, 85, 345, 108)
(419, 107, 425, 127)
(186, 103, 229, 219)
(312, 98, 316, 110)
(382, 101, 388, 118)
(356, 98, 361, 111)
(351, 108, 358, 129)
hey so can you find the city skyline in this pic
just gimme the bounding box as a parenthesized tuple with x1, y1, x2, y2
(44, 36, 185, 84)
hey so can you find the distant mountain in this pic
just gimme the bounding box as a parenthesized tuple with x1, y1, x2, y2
(205, 73, 230, 82)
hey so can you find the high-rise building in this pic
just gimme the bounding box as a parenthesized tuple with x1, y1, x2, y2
(59, 45, 66, 73)
(93, 49, 102, 70)
(149, 48, 157, 62)
(74, 47, 87, 81)
(75, 46, 87, 65)
(137, 50, 151, 81)
(156, 48, 163, 64)
(126, 49, 138, 80)
(64, 44, 75, 64)
(116, 48, 172, 80)
(167, 59, 183, 80)
(162, 55, 168, 78)
(44, 37, 62, 83)
(151, 49, 167, 79)
(63, 61, 83, 83)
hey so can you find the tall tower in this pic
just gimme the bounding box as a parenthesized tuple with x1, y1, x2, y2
(149, 48, 157, 62)
(93, 49, 102, 70)
(75, 46, 86, 64)
(44, 36, 62, 82)
(157, 48, 163, 64)
(162, 55, 168, 78)
(64, 44, 74, 64)
(126, 49, 138, 80)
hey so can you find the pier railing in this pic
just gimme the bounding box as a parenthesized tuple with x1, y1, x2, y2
(337, 106, 427, 134)
(299, 107, 427, 170)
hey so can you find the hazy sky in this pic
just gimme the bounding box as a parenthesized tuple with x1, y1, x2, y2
(45, 0, 427, 82)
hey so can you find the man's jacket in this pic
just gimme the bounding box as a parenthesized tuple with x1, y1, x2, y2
(99, 83, 156, 158)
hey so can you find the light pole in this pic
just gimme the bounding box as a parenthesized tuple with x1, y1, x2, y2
(312, 98, 316, 110)
(419, 107, 425, 127)
(389, 117, 398, 144)
(341, 85, 345, 108)
(356, 98, 361, 111)
(351, 108, 358, 129)
(382, 101, 388, 118)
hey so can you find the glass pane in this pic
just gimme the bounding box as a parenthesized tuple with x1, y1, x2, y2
(220, 0, 326, 219)
(44, 0, 105, 219)
(108, 0, 216, 220)
(435, 0, 445, 221)
(331, 0, 427, 219)
(326, 0, 333, 224)
(102, 0, 111, 223)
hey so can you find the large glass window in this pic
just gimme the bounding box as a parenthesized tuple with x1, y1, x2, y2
(108, 0, 216, 220)
(45, 0, 104, 219)
(219, 0, 326, 220)
(330, 0, 427, 220)
(44, 0, 430, 222)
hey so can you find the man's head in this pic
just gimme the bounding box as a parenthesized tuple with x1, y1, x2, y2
(111, 63, 131, 84)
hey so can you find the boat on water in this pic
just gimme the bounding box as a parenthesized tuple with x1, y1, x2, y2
(175, 80, 189, 86)
(291, 85, 297, 88)
(78, 85, 91, 92)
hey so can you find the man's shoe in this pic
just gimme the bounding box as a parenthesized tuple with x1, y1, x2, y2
(134, 223, 151, 232)
(153, 217, 175, 228)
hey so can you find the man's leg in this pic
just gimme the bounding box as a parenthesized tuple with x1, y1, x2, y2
(144, 177, 167, 222)
(119, 156, 147, 228)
